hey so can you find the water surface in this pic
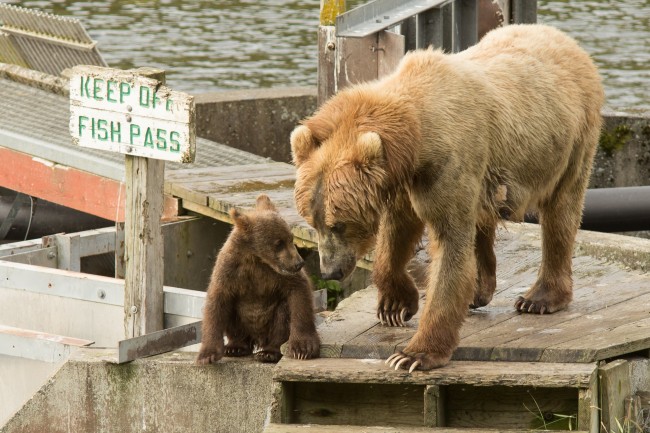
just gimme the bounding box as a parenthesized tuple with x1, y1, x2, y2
(5, 0, 649, 109)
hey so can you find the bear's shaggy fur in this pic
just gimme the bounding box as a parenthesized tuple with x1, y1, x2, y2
(196, 194, 320, 365)
(290, 24, 603, 371)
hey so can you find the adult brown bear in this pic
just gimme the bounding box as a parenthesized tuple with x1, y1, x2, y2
(290, 24, 604, 371)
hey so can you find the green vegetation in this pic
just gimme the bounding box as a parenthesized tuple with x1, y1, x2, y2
(599, 124, 632, 157)
(311, 275, 344, 310)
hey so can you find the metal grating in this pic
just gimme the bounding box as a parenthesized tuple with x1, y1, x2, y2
(0, 4, 107, 76)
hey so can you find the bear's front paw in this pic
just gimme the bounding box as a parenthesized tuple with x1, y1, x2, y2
(196, 348, 223, 365)
(287, 334, 321, 360)
(377, 290, 419, 327)
(385, 350, 451, 372)
(255, 350, 282, 363)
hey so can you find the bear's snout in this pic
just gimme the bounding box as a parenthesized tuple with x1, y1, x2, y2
(290, 259, 305, 273)
(321, 268, 344, 281)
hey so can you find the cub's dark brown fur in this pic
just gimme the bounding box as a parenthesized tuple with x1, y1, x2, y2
(196, 194, 320, 365)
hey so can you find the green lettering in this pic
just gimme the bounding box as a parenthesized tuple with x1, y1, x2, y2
(152, 91, 161, 109)
(97, 119, 108, 141)
(106, 80, 117, 103)
(169, 131, 181, 152)
(78, 116, 89, 137)
(120, 82, 131, 103)
(80, 76, 91, 98)
(93, 78, 104, 101)
(156, 129, 167, 150)
(139, 86, 150, 107)
(166, 99, 173, 111)
(90, 117, 97, 139)
(129, 124, 140, 145)
(110, 121, 121, 142)
(144, 127, 154, 148)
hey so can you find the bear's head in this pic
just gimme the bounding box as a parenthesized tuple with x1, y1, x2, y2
(229, 194, 304, 275)
(290, 89, 420, 281)
(290, 123, 390, 281)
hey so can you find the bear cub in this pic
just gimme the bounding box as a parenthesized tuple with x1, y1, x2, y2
(196, 194, 320, 365)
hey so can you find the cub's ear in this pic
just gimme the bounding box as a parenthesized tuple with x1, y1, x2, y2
(255, 194, 277, 212)
(357, 131, 383, 163)
(229, 208, 250, 231)
(290, 125, 318, 166)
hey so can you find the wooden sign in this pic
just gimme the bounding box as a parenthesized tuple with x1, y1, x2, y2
(69, 65, 195, 163)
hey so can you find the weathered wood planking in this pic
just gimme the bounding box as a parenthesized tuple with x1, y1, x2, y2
(317, 260, 650, 363)
(264, 424, 586, 433)
(274, 357, 597, 388)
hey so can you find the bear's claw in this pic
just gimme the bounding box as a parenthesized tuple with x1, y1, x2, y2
(515, 296, 549, 314)
(386, 352, 421, 373)
(378, 307, 409, 327)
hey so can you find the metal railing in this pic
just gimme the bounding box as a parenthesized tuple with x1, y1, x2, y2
(318, 0, 537, 104)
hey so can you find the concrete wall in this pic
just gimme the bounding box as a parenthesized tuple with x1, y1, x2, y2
(195, 87, 316, 164)
(1, 348, 275, 433)
(591, 109, 650, 188)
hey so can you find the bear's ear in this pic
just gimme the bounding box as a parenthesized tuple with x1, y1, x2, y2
(357, 131, 384, 163)
(229, 208, 251, 231)
(291, 125, 318, 166)
(255, 194, 277, 212)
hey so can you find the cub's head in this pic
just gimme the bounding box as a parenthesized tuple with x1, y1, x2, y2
(229, 194, 304, 275)
(290, 123, 387, 281)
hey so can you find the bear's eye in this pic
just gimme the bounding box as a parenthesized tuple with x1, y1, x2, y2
(331, 222, 346, 234)
(274, 239, 285, 251)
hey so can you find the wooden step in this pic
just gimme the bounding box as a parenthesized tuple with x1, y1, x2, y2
(269, 358, 599, 432)
(264, 423, 587, 433)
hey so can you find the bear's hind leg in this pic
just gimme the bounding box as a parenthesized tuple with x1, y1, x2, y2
(471, 222, 497, 308)
(255, 304, 290, 363)
(515, 144, 595, 314)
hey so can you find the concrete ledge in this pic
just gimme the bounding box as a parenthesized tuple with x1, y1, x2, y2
(2, 347, 275, 433)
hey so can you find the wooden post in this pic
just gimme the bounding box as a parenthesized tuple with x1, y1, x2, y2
(599, 359, 631, 433)
(123, 68, 166, 338)
(318, 0, 345, 106)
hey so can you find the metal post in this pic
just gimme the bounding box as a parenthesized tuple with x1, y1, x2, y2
(457, 0, 478, 51)
(511, 0, 537, 24)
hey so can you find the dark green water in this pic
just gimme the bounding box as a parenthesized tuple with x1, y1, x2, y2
(4, 0, 649, 109)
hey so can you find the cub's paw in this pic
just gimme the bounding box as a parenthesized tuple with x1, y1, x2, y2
(377, 291, 419, 327)
(196, 349, 223, 365)
(287, 334, 321, 360)
(255, 350, 282, 363)
(385, 350, 451, 373)
(224, 344, 253, 357)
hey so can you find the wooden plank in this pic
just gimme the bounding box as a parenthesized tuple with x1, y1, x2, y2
(377, 30, 405, 78)
(317, 287, 383, 358)
(424, 385, 445, 427)
(455, 265, 647, 362)
(274, 357, 597, 388)
(318, 26, 337, 106)
(445, 385, 578, 430)
(599, 359, 631, 433)
(123, 154, 165, 338)
(336, 34, 378, 89)
(171, 174, 295, 208)
(578, 364, 599, 433)
(164, 162, 293, 187)
(290, 381, 425, 427)
(264, 424, 584, 433)
(0, 145, 126, 221)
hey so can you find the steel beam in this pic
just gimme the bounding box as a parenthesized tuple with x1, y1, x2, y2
(336, 0, 453, 38)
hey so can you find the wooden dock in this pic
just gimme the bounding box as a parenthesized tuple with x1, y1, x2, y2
(165, 161, 650, 432)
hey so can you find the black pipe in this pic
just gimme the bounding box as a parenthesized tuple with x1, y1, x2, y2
(0, 188, 113, 241)
(525, 186, 650, 233)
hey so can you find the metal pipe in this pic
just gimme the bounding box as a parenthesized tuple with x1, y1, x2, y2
(525, 186, 650, 233)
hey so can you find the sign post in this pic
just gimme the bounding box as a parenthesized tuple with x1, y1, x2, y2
(70, 65, 195, 338)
